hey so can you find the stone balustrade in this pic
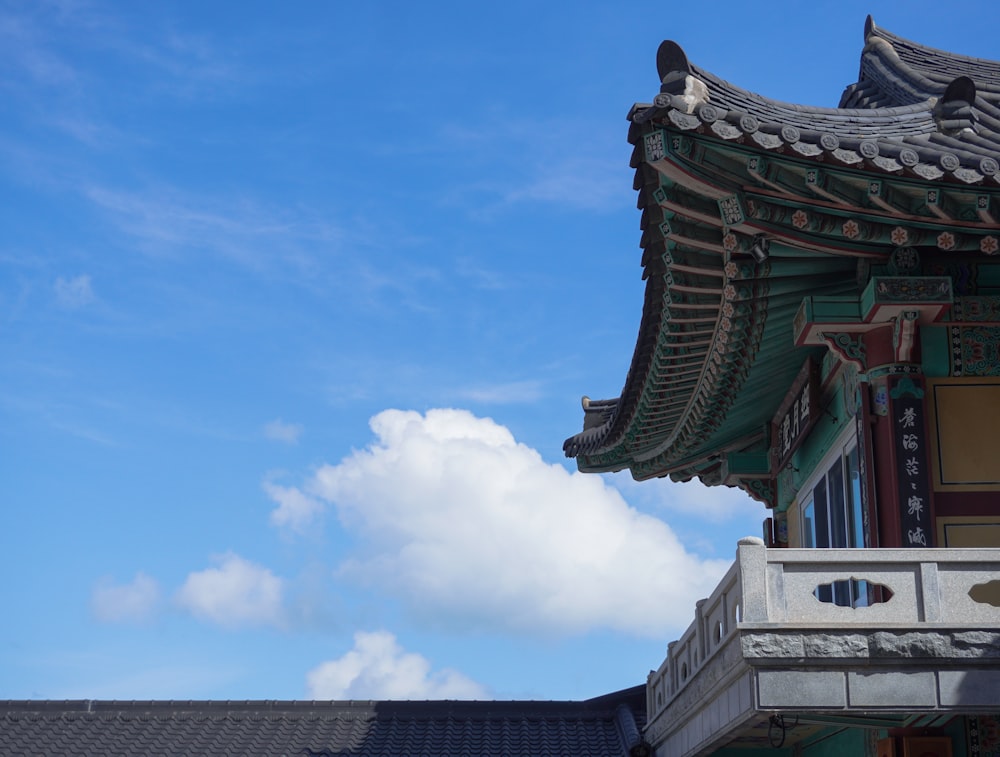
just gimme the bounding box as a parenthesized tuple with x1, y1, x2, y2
(645, 538, 1000, 757)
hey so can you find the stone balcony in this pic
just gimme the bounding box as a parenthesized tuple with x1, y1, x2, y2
(645, 538, 1000, 757)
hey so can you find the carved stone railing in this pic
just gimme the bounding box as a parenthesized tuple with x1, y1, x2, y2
(645, 537, 1000, 757)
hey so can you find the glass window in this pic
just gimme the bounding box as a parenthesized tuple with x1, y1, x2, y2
(799, 428, 870, 607)
(847, 444, 865, 551)
(801, 501, 815, 548)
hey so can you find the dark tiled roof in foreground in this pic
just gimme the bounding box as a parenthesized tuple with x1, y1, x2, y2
(0, 686, 647, 757)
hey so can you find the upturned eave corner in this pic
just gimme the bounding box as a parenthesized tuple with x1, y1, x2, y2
(566, 14, 1000, 487)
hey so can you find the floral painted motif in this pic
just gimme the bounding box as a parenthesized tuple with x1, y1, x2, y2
(890, 226, 909, 245)
(981, 236, 999, 255)
(842, 219, 860, 239)
(961, 326, 1000, 376)
(791, 209, 809, 229)
(937, 231, 957, 251)
(722, 233, 737, 252)
(890, 246, 920, 274)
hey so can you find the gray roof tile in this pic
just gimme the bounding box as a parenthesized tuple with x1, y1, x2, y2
(0, 688, 647, 757)
(620, 18, 1000, 188)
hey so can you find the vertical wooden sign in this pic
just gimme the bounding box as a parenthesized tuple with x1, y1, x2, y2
(889, 375, 934, 547)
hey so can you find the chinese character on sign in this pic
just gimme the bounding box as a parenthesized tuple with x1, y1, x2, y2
(901, 407, 916, 428)
(902, 434, 919, 451)
(905, 457, 920, 477)
(907, 527, 928, 546)
(907, 495, 924, 516)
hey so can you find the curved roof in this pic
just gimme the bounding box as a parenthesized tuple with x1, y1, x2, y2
(847, 17, 1000, 106)
(639, 18, 1000, 185)
(564, 18, 1000, 491)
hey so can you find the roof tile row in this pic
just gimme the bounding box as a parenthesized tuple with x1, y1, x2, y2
(1, 689, 647, 757)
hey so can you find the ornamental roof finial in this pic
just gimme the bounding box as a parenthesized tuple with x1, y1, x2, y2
(656, 40, 708, 113)
(864, 14, 877, 42)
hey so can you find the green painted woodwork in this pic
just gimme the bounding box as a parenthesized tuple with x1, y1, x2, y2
(795, 297, 862, 340)
(946, 716, 973, 757)
(955, 325, 1000, 376)
(888, 374, 924, 400)
(726, 451, 771, 476)
(708, 723, 876, 757)
(920, 325, 951, 377)
(703, 134, 1000, 229)
(781, 373, 855, 507)
(796, 727, 869, 757)
(861, 276, 953, 319)
(711, 747, 790, 757)
(573, 103, 1000, 484)
(977, 263, 1000, 289)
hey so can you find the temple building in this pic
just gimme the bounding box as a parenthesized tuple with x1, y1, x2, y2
(564, 15, 1000, 757)
(4, 16, 1000, 757)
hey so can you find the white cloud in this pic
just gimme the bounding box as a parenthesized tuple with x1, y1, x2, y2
(175, 552, 286, 629)
(264, 418, 303, 444)
(602, 474, 765, 559)
(609, 473, 763, 525)
(310, 408, 731, 637)
(264, 481, 324, 532)
(91, 572, 161, 623)
(54, 274, 95, 307)
(306, 630, 487, 700)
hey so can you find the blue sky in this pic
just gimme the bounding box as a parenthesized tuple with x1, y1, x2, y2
(2, 1, 998, 701)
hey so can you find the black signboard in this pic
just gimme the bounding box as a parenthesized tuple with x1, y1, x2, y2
(889, 375, 933, 547)
(771, 359, 820, 472)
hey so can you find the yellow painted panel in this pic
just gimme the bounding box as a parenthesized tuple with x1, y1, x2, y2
(929, 380, 1000, 490)
(942, 523, 1000, 548)
(938, 515, 1000, 548)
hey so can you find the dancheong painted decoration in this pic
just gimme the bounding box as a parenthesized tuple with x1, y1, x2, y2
(564, 16, 1000, 513)
(565, 16, 1000, 757)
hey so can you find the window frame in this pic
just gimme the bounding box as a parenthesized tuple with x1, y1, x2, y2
(797, 424, 870, 607)
(798, 424, 864, 550)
